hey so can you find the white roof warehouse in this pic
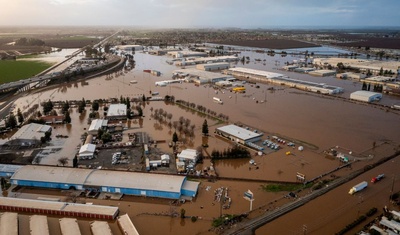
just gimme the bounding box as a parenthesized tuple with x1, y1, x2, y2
(215, 124, 263, 144)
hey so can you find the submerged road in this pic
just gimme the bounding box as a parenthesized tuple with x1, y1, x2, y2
(224, 151, 400, 235)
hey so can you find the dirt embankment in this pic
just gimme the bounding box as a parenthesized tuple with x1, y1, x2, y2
(211, 39, 320, 49)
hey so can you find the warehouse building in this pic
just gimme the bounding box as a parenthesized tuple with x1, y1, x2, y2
(30, 215, 49, 235)
(116, 45, 143, 52)
(106, 104, 127, 120)
(78, 143, 96, 160)
(196, 62, 230, 71)
(308, 70, 336, 77)
(228, 67, 344, 94)
(0, 197, 119, 220)
(118, 214, 139, 235)
(11, 165, 199, 199)
(350, 91, 382, 102)
(0, 164, 23, 177)
(88, 119, 108, 135)
(168, 51, 207, 58)
(5, 123, 52, 147)
(215, 124, 263, 145)
(174, 69, 233, 84)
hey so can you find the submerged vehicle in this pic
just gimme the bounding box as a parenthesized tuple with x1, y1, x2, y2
(371, 174, 385, 183)
(349, 181, 368, 195)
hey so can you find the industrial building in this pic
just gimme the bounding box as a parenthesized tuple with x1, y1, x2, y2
(313, 57, 400, 75)
(10, 165, 199, 199)
(350, 91, 382, 102)
(336, 72, 366, 80)
(0, 197, 119, 219)
(106, 104, 127, 120)
(0, 164, 23, 177)
(88, 119, 108, 135)
(30, 215, 49, 235)
(308, 70, 336, 77)
(215, 124, 263, 145)
(90, 221, 112, 235)
(174, 69, 233, 85)
(118, 214, 140, 235)
(196, 62, 230, 71)
(228, 67, 344, 94)
(116, 45, 143, 52)
(0, 212, 17, 235)
(78, 143, 96, 160)
(168, 51, 208, 58)
(5, 123, 52, 147)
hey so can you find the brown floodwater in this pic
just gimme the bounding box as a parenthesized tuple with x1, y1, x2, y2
(7, 48, 400, 234)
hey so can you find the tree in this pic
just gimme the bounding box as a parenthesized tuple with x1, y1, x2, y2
(101, 132, 112, 143)
(362, 82, 367, 90)
(64, 111, 71, 123)
(202, 119, 209, 136)
(58, 157, 69, 167)
(180, 208, 186, 218)
(43, 99, 54, 114)
(172, 132, 178, 145)
(6, 114, 17, 129)
(17, 108, 24, 124)
(379, 67, 384, 76)
(72, 156, 78, 168)
(92, 101, 99, 111)
(62, 101, 70, 114)
(37, 110, 42, 118)
(136, 106, 143, 117)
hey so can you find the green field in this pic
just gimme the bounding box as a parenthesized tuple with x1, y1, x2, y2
(0, 60, 55, 84)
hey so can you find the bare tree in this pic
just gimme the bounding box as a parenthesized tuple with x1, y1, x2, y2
(58, 157, 69, 167)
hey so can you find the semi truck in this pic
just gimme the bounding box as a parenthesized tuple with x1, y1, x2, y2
(371, 174, 385, 183)
(349, 181, 368, 195)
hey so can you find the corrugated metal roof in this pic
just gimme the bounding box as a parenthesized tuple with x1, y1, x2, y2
(90, 221, 112, 235)
(85, 170, 185, 193)
(59, 218, 81, 235)
(79, 144, 96, 154)
(11, 165, 92, 185)
(182, 180, 200, 193)
(0, 212, 18, 235)
(117, 214, 139, 235)
(0, 164, 23, 173)
(216, 124, 263, 141)
(10, 123, 52, 141)
(107, 104, 127, 117)
(88, 119, 108, 132)
(30, 215, 49, 235)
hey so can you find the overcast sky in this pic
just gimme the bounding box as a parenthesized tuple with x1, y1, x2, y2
(0, 0, 399, 28)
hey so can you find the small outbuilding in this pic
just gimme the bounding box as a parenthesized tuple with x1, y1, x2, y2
(88, 119, 108, 135)
(350, 91, 382, 102)
(106, 104, 127, 120)
(78, 143, 96, 160)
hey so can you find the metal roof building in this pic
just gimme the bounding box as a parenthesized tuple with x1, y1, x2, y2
(215, 124, 263, 144)
(88, 119, 108, 135)
(59, 218, 81, 235)
(196, 62, 230, 71)
(78, 143, 96, 160)
(30, 215, 50, 235)
(350, 91, 382, 102)
(0, 212, 18, 235)
(117, 214, 139, 235)
(106, 104, 127, 120)
(0, 197, 119, 220)
(6, 123, 52, 147)
(10, 165, 199, 199)
(90, 221, 112, 235)
(228, 67, 344, 94)
(0, 164, 23, 177)
(174, 69, 233, 85)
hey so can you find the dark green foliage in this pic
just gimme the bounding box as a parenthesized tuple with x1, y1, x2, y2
(136, 106, 143, 117)
(211, 145, 250, 160)
(64, 112, 71, 123)
(202, 119, 208, 136)
(101, 132, 112, 143)
(43, 99, 54, 115)
(6, 114, 17, 129)
(15, 37, 45, 46)
(17, 108, 24, 124)
(172, 132, 178, 144)
(92, 101, 99, 111)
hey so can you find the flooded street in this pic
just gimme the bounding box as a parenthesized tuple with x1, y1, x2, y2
(6, 46, 400, 234)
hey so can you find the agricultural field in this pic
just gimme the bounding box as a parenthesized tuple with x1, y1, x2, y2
(0, 60, 55, 84)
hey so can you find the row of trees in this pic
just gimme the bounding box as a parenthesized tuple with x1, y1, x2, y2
(175, 100, 229, 121)
(210, 146, 250, 160)
(15, 37, 45, 46)
(361, 82, 384, 92)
